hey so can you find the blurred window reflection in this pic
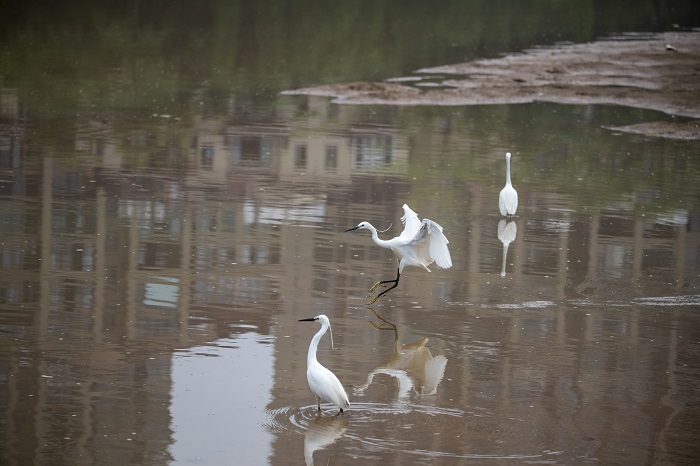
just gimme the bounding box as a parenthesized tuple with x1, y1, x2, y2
(599, 215, 634, 237)
(144, 280, 179, 308)
(50, 243, 94, 271)
(643, 248, 675, 268)
(201, 145, 214, 170)
(227, 135, 273, 167)
(1, 249, 21, 268)
(1, 211, 21, 232)
(351, 134, 393, 169)
(294, 145, 307, 168)
(240, 244, 272, 264)
(139, 243, 180, 269)
(598, 244, 632, 278)
(243, 201, 324, 226)
(195, 212, 217, 232)
(241, 137, 261, 162)
(221, 209, 236, 233)
(325, 145, 338, 169)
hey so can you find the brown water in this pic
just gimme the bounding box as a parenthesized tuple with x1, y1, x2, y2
(2, 2, 700, 465)
(1, 97, 699, 466)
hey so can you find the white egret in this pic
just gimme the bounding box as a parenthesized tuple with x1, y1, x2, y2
(499, 152, 518, 217)
(345, 204, 452, 305)
(298, 315, 350, 413)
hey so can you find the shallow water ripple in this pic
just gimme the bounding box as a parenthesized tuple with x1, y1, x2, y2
(265, 401, 599, 463)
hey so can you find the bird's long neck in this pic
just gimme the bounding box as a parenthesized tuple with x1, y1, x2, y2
(307, 322, 328, 366)
(505, 154, 512, 186)
(366, 223, 391, 250)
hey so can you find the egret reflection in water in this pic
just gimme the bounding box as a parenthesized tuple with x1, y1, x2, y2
(498, 219, 517, 277)
(304, 414, 349, 466)
(354, 309, 448, 402)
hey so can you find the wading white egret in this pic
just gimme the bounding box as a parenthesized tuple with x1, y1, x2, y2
(345, 204, 452, 305)
(499, 152, 518, 217)
(298, 315, 350, 413)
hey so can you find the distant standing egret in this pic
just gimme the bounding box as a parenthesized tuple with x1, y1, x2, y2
(499, 152, 518, 217)
(345, 204, 452, 305)
(298, 315, 350, 413)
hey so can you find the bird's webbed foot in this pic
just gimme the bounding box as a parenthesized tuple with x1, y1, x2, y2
(366, 295, 382, 306)
(369, 281, 386, 292)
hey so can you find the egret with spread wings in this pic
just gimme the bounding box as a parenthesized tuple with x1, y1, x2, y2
(346, 204, 452, 305)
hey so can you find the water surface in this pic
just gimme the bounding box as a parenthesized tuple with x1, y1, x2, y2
(1, 2, 700, 465)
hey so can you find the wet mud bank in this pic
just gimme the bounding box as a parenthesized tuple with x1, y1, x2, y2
(283, 31, 700, 139)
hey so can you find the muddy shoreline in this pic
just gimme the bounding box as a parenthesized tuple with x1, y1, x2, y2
(283, 31, 700, 139)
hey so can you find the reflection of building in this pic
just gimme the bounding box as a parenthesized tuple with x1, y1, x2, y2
(2, 85, 699, 465)
(0, 90, 412, 464)
(0, 154, 176, 464)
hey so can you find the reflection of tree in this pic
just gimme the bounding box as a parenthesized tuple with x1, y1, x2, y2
(354, 308, 447, 401)
(2, 0, 692, 116)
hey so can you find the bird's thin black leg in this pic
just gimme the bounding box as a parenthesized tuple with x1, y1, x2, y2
(369, 268, 400, 291)
(367, 269, 400, 305)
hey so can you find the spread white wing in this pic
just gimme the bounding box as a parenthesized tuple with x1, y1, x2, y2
(398, 204, 422, 241)
(410, 219, 452, 269)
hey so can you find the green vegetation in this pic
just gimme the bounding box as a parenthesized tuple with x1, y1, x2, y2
(2, 0, 699, 116)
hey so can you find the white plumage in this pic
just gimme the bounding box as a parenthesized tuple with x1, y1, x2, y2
(346, 204, 452, 304)
(499, 152, 518, 217)
(298, 315, 350, 413)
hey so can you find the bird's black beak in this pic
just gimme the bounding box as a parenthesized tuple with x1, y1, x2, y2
(345, 226, 360, 232)
(298, 317, 316, 322)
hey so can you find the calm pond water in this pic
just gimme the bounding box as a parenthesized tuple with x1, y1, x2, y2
(2, 2, 700, 466)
